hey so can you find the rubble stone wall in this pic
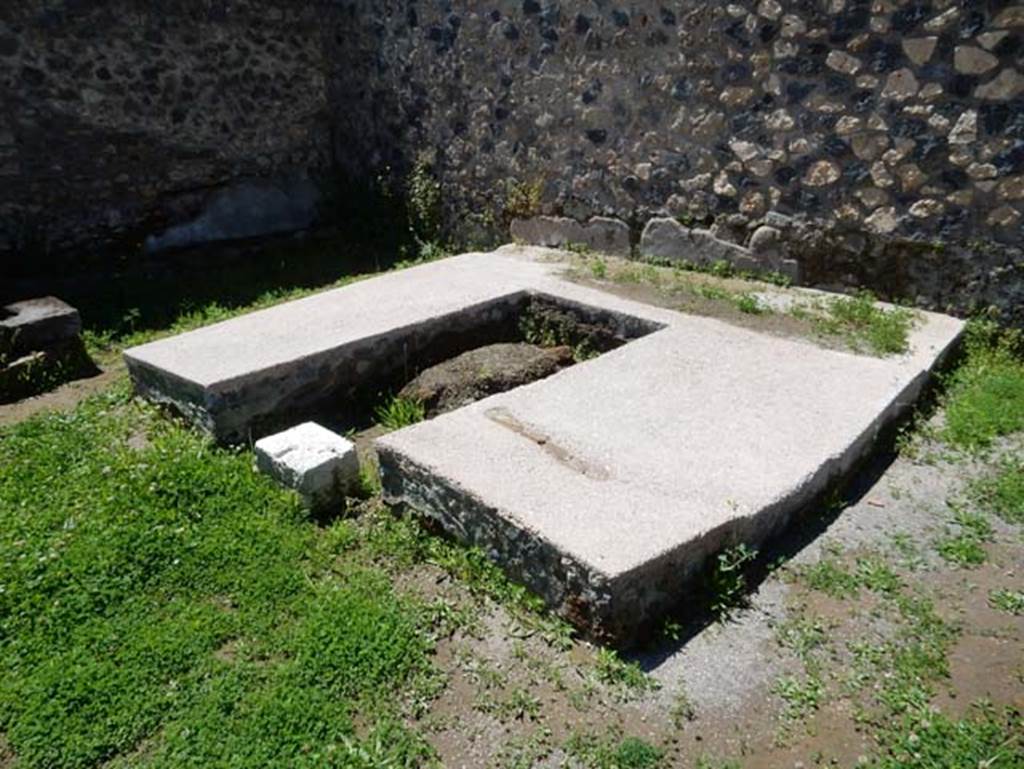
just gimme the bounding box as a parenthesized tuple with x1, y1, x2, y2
(329, 0, 1024, 320)
(0, 1, 332, 267)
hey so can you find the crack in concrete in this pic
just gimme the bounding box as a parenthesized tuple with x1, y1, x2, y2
(485, 406, 611, 481)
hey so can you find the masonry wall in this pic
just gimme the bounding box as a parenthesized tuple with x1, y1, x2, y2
(329, 0, 1024, 321)
(0, 1, 332, 270)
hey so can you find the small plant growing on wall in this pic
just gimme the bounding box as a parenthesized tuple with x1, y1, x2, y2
(504, 177, 544, 221)
(407, 151, 443, 245)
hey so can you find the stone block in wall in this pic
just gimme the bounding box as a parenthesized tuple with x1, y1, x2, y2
(640, 218, 801, 283)
(145, 175, 321, 253)
(510, 216, 630, 257)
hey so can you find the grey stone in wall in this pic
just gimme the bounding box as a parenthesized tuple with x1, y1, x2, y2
(510, 215, 631, 256)
(145, 176, 320, 253)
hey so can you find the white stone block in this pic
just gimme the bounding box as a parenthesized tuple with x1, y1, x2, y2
(254, 422, 359, 512)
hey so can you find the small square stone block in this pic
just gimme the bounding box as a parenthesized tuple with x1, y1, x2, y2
(254, 422, 359, 512)
(1, 296, 82, 358)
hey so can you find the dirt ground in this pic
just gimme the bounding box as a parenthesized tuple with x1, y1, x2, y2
(0, 349, 124, 429)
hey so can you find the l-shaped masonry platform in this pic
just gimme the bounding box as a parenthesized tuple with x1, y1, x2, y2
(125, 245, 964, 644)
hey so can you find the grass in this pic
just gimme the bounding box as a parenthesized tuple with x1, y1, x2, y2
(793, 547, 1024, 768)
(988, 588, 1024, 615)
(940, 321, 1024, 451)
(936, 509, 993, 567)
(374, 395, 426, 431)
(593, 648, 659, 695)
(4, 241, 1024, 767)
(870, 703, 1022, 769)
(565, 732, 664, 769)
(563, 253, 921, 357)
(772, 674, 825, 721)
(969, 456, 1024, 524)
(0, 386, 438, 767)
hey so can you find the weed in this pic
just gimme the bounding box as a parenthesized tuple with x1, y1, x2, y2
(777, 616, 828, 662)
(708, 543, 758, 618)
(936, 510, 992, 567)
(800, 557, 861, 598)
(593, 648, 659, 694)
(407, 151, 443, 244)
(565, 731, 664, 769)
(989, 588, 1024, 615)
(590, 257, 609, 279)
(356, 464, 382, 498)
(693, 283, 732, 302)
(709, 259, 734, 278)
(773, 673, 825, 721)
(565, 241, 594, 256)
(855, 555, 903, 595)
(494, 727, 554, 769)
(969, 456, 1024, 524)
(798, 291, 916, 356)
(497, 687, 542, 722)
(670, 688, 697, 726)
(695, 757, 742, 769)
(374, 395, 426, 431)
(870, 703, 1023, 769)
(504, 178, 544, 221)
(734, 293, 765, 315)
(661, 618, 683, 642)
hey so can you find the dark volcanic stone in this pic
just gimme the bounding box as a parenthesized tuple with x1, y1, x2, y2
(399, 343, 575, 417)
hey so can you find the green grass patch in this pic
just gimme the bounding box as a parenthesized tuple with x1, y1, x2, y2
(969, 456, 1024, 524)
(0, 387, 439, 768)
(870, 703, 1022, 769)
(941, 321, 1024, 451)
(374, 395, 426, 431)
(936, 510, 993, 567)
(793, 291, 916, 356)
(988, 588, 1024, 615)
(565, 731, 664, 769)
(593, 648, 659, 695)
(773, 673, 825, 721)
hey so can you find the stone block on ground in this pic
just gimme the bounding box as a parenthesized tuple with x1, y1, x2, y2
(0, 296, 82, 358)
(254, 422, 360, 513)
(511, 216, 631, 256)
